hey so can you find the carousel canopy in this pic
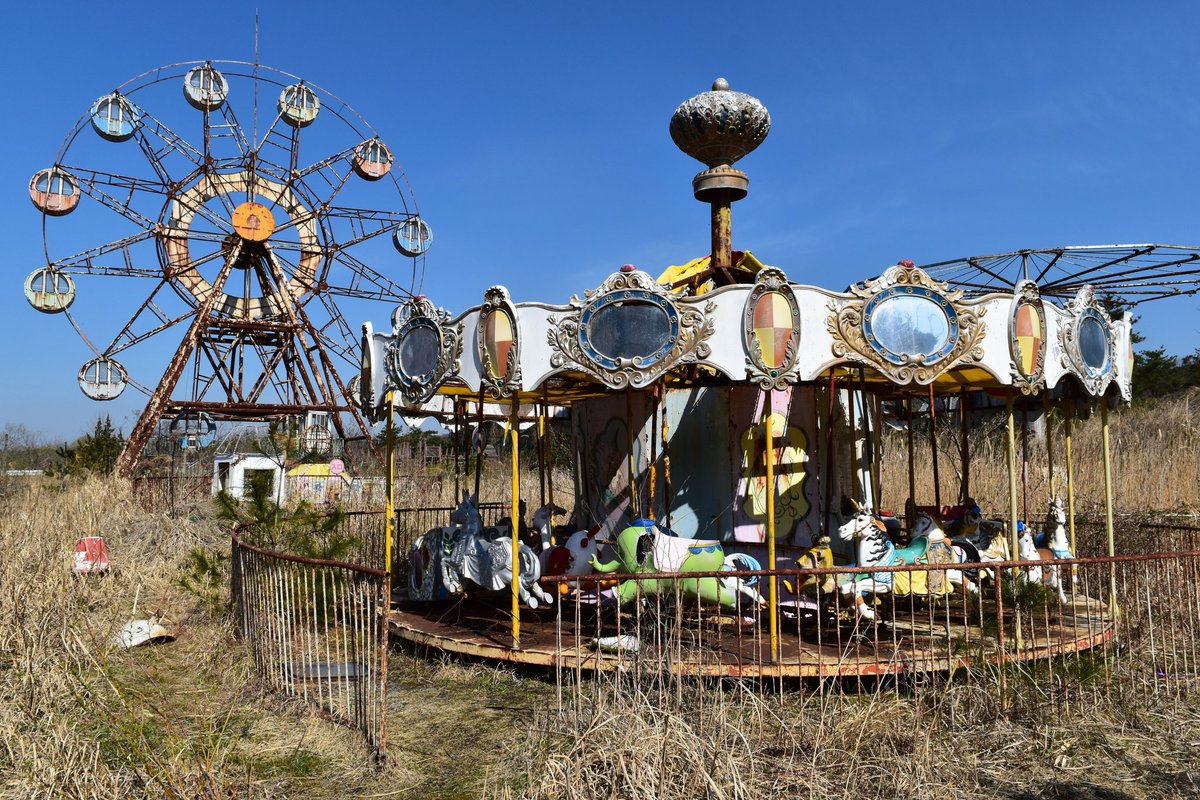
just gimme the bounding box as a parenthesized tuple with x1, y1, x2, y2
(358, 257, 1138, 418)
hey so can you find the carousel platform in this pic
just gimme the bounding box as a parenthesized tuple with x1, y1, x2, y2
(387, 592, 1115, 679)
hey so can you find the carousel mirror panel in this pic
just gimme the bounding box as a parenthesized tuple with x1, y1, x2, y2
(863, 290, 958, 365)
(478, 286, 521, 397)
(1009, 281, 1047, 392)
(1078, 311, 1111, 376)
(743, 267, 801, 388)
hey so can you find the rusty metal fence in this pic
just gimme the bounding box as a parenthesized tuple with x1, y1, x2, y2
(537, 534, 1200, 713)
(231, 526, 389, 760)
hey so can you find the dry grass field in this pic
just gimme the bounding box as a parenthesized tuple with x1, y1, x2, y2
(1, 393, 1198, 798)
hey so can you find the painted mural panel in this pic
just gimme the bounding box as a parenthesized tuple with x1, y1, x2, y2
(729, 386, 820, 545)
(573, 385, 821, 545)
(574, 392, 648, 535)
(660, 387, 732, 539)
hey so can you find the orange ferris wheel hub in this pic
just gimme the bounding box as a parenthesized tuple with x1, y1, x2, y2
(231, 201, 275, 241)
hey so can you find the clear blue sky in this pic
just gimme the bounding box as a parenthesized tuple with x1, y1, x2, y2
(4, 1, 1200, 441)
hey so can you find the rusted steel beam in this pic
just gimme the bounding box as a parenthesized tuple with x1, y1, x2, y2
(116, 243, 241, 476)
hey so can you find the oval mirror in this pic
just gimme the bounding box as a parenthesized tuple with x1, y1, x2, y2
(869, 294, 950, 360)
(1079, 315, 1109, 373)
(586, 300, 672, 362)
(399, 325, 440, 380)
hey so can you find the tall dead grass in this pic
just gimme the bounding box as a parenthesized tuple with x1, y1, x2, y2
(0, 477, 398, 799)
(880, 393, 1200, 519)
(497, 675, 1200, 800)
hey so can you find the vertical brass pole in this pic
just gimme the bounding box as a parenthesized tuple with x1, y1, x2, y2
(661, 389, 673, 528)
(847, 385, 857, 505)
(1101, 400, 1119, 612)
(1064, 395, 1077, 556)
(384, 391, 395, 582)
(1043, 393, 1056, 499)
(543, 389, 554, 514)
(474, 390, 484, 499)
(764, 395, 779, 662)
(626, 388, 638, 519)
(928, 384, 941, 511)
(959, 390, 971, 505)
(510, 399, 522, 649)
(537, 403, 547, 508)
(905, 396, 916, 528)
(1006, 391, 1022, 649)
(823, 372, 837, 532)
(648, 385, 659, 520)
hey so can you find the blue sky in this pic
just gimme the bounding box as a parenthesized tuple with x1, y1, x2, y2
(3, 1, 1200, 440)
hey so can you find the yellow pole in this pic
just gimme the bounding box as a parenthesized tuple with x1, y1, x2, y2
(384, 391, 395, 586)
(1042, 393, 1055, 499)
(764, 396, 779, 662)
(905, 396, 916, 528)
(1064, 395, 1077, 556)
(1100, 400, 1118, 612)
(626, 389, 637, 519)
(1005, 392, 1022, 649)
(510, 399, 522, 649)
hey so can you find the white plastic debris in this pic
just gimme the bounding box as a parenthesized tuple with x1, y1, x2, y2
(115, 617, 175, 648)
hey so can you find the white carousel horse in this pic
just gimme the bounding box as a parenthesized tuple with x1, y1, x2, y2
(835, 511, 915, 620)
(1028, 498, 1070, 602)
(532, 502, 568, 552)
(410, 491, 555, 609)
(912, 513, 979, 594)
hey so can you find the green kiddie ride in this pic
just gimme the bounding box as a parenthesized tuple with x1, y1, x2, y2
(589, 522, 762, 609)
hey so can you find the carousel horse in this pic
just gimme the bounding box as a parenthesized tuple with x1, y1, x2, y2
(955, 508, 1010, 581)
(912, 512, 980, 594)
(1021, 499, 1070, 603)
(836, 507, 957, 620)
(787, 537, 837, 597)
(589, 521, 762, 609)
(409, 491, 555, 609)
(533, 502, 569, 551)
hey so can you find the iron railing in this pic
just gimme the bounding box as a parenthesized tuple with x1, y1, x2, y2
(230, 525, 389, 760)
(387, 520, 1200, 713)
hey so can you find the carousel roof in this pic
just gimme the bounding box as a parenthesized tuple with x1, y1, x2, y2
(357, 256, 1137, 419)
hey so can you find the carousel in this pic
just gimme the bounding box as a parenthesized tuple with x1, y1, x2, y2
(355, 79, 1154, 679)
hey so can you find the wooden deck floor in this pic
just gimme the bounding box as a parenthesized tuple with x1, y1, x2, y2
(388, 592, 1115, 678)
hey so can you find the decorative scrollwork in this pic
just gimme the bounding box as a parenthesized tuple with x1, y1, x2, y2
(478, 285, 521, 399)
(546, 267, 715, 389)
(386, 295, 463, 407)
(826, 263, 987, 385)
(1057, 284, 1114, 397)
(1009, 280, 1047, 395)
(743, 267, 801, 389)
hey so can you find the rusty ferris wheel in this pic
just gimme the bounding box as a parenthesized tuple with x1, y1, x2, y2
(25, 60, 431, 475)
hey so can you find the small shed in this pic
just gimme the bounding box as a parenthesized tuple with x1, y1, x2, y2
(212, 452, 286, 503)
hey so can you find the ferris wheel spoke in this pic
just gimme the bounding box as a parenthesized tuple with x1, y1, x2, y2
(324, 249, 414, 301)
(133, 111, 206, 183)
(309, 294, 357, 363)
(102, 284, 197, 358)
(323, 207, 419, 249)
(63, 169, 159, 230)
(205, 101, 250, 161)
(49, 230, 160, 278)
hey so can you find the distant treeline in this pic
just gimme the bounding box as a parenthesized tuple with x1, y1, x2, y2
(1133, 347, 1200, 401)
